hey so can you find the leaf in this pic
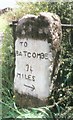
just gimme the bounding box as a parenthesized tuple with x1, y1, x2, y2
(37, 108, 50, 118)
(55, 103, 61, 114)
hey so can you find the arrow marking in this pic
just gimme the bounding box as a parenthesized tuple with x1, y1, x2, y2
(24, 84, 35, 91)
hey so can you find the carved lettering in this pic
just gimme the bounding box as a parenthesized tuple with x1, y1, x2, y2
(20, 41, 28, 47)
(27, 52, 31, 58)
(24, 42, 28, 47)
(32, 52, 36, 58)
(45, 53, 48, 59)
(15, 50, 49, 60)
(37, 53, 41, 59)
(23, 51, 27, 56)
(40, 53, 44, 59)
(32, 76, 35, 81)
(17, 73, 23, 78)
(20, 42, 23, 46)
(25, 74, 35, 81)
(16, 73, 35, 81)
(25, 64, 33, 73)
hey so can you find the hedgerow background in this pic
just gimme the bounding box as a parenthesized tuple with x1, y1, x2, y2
(1, 1, 73, 119)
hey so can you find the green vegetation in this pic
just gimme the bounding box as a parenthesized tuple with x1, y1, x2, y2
(1, 1, 73, 119)
(0, 15, 8, 32)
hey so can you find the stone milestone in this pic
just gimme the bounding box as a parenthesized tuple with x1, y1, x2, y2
(14, 12, 62, 107)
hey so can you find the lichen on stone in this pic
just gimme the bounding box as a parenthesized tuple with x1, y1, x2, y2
(16, 12, 62, 52)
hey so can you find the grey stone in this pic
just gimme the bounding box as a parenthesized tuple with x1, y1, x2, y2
(14, 12, 62, 107)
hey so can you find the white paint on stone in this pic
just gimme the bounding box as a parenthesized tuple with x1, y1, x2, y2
(14, 38, 53, 100)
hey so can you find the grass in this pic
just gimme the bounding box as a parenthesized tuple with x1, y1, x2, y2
(2, 81, 73, 119)
(0, 14, 8, 119)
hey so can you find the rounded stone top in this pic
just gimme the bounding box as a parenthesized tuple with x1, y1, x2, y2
(16, 12, 62, 51)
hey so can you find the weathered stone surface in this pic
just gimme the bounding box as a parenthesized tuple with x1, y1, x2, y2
(14, 38, 53, 103)
(14, 12, 62, 107)
(16, 12, 62, 52)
